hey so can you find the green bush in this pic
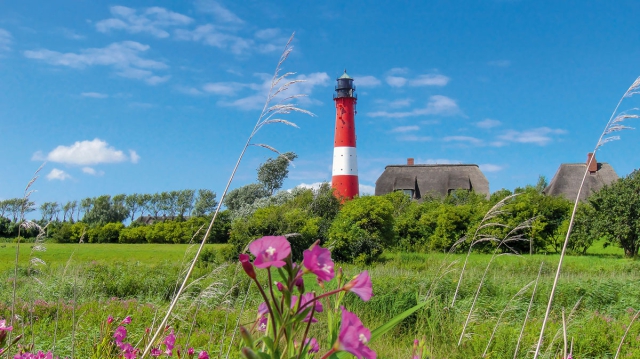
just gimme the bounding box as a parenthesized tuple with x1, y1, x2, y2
(327, 195, 395, 264)
(88, 222, 124, 243)
(119, 226, 148, 243)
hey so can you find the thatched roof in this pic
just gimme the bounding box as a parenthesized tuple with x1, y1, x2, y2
(543, 162, 618, 201)
(375, 164, 490, 199)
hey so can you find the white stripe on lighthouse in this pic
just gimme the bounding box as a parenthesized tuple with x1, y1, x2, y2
(332, 147, 358, 176)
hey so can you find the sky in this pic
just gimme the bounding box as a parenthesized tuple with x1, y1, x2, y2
(2, 0, 640, 210)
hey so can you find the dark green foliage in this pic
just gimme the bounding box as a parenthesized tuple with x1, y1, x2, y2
(588, 169, 640, 257)
(192, 189, 218, 216)
(257, 151, 297, 195)
(327, 195, 395, 264)
(224, 183, 270, 212)
(83, 195, 129, 225)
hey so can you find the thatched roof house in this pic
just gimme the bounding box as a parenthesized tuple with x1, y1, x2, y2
(543, 153, 618, 201)
(375, 158, 490, 200)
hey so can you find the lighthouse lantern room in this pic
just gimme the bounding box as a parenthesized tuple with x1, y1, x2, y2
(331, 70, 359, 200)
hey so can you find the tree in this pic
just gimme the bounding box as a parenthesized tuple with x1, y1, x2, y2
(80, 197, 93, 220)
(126, 194, 142, 222)
(40, 202, 60, 222)
(327, 195, 395, 264)
(257, 152, 297, 195)
(177, 189, 195, 218)
(83, 195, 128, 225)
(224, 184, 270, 212)
(192, 189, 218, 217)
(588, 169, 640, 257)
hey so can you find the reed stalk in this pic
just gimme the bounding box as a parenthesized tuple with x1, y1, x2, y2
(533, 76, 640, 358)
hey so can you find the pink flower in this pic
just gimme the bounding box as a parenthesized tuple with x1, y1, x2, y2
(256, 314, 268, 332)
(107, 316, 114, 324)
(150, 347, 162, 356)
(198, 351, 209, 359)
(163, 330, 176, 355)
(249, 236, 291, 268)
(187, 348, 195, 356)
(298, 293, 323, 322)
(121, 316, 132, 325)
(343, 271, 373, 301)
(276, 282, 285, 291)
(113, 326, 127, 344)
(0, 319, 12, 331)
(257, 302, 269, 316)
(303, 245, 335, 282)
(239, 254, 256, 279)
(335, 307, 376, 359)
(304, 338, 319, 353)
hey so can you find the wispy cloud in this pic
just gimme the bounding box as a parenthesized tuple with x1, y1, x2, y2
(195, 0, 244, 24)
(391, 125, 419, 133)
(24, 41, 170, 85)
(355, 75, 381, 87)
(368, 95, 462, 118)
(202, 82, 244, 95)
(479, 164, 503, 172)
(33, 139, 139, 166)
(488, 60, 511, 67)
(476, 118, 501, 128)
(397, 135, 432, 142)
(386, 76, 407, 87)
(96, 6, 193, 38)
(82, 167, 105, 176)
(222, 72, 330, 110)
(175, 25, 253, 54)
(443, 136, 484, 146)
(0, 29, 12, 53)
(497, 127, 567, 146)
(60, 28, 86, 40)
(388, 67, 409, 75)
(47, 169, 72, 181)
(409, 74, 450, 87)
(81, 92, 108, 99)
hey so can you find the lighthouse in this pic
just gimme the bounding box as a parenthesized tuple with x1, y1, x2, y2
(331, 70, 359, 200)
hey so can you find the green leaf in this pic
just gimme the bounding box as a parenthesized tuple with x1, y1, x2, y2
(370, 299, 431, 341)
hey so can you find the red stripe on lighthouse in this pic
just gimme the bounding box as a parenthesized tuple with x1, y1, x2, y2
(331, 70, 359, 201)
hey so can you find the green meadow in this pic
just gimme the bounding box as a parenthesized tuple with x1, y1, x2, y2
(2, 241, 640, 358)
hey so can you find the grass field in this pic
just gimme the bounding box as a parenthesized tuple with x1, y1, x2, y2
(1, 241, 640, 358)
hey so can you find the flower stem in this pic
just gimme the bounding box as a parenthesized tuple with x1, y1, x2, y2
(319, 348, 337, 359)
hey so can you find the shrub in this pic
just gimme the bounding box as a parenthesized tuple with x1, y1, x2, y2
(327, 195, 395, 264)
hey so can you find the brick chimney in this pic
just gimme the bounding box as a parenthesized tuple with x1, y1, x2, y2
(587, 153, 597, 173)
(407, 158, 414, 166)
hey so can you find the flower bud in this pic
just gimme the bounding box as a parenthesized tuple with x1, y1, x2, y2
(239, 254, 256, 279)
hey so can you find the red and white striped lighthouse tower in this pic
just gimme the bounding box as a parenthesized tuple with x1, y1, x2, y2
(331, 70, 359, 200)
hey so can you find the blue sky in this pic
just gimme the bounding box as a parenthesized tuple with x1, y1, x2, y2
(2, 0, 640, 208)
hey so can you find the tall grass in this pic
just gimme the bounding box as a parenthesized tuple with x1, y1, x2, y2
(533, 76, 640, 358)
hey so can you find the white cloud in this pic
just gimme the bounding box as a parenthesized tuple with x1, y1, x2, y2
(60, 28, 85, 40)
(397, 135, 432, 142)
(368, 95, 462, 118)
(476, 118, 501, 128)
(479, 164, 503, 172)
(177, 86, 203, 96)
(81, 92, 108, 98)
(129, 150, 140, 164)
(296, 182, 325, 191)
(443, 136, 484, 146)
(36, 139, 139, 165)
(82, 167, 105, 176)
(488, 60, 511, 67)
(96, 6, 193, 38)
(497, 127, 567, 146)
(223, 72, 330, 110)
(355, 75, 381, 87)
(47, 169, 71, 181)
(409, 74, 450, 87)
(359, 184, 375, 195)
(386, 76, 407, 87)
(0, 29, 12, 53)
(175, 24, 253, 54)
(391, 125, 419, 133)
(195, 0, 244, 24)
(24, 41, 169, 85)
(203, 82, 244, 95)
